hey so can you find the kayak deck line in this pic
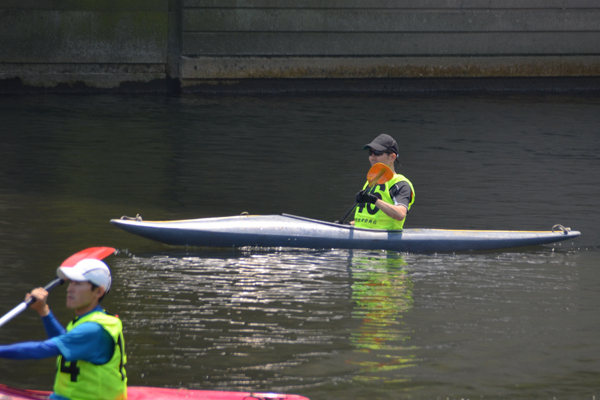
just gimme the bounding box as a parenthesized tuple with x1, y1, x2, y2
(0, 384, 310, 400)
(118, 212, 262, 224)
(117, 214, 575, 235)
(415, 223, 576, 234)
(111, 214, 581, 253)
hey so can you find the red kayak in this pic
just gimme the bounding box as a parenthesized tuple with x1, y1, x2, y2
(0, 384, 309, 400)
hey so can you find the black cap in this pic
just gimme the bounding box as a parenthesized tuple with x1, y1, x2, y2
(363, 134, 399, 155)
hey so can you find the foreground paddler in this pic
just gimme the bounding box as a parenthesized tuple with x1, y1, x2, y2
(0, 247, 126, 400)
(352, 133, 415, 230)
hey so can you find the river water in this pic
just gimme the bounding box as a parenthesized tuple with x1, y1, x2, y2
(0, 93, 598, 399)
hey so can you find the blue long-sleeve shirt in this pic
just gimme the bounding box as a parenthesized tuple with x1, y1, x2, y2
(0, 305, 118, 400)
(0, 305, 114, 363)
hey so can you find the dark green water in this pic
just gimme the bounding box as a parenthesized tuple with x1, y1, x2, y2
(0, 94, 599, 399)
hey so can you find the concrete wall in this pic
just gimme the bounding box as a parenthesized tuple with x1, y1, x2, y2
(179, 0, 600, 92)
(1, 0, 600, 93)
(0, 0, 172, 92)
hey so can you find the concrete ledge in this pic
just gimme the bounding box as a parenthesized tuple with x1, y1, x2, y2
(2, 58, 600, 94)
(181, 55, 600, 80)
(0, 63, 168, 93)
(180, 77, 600, 94)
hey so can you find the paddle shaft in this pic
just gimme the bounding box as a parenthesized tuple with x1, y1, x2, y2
(338, 185, 378, 224)
(0, 278, 64, 328)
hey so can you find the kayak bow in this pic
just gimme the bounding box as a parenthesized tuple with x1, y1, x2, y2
(110, 214, 581, 253)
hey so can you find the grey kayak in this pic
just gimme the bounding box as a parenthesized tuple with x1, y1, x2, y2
(110, 214, 581, 253)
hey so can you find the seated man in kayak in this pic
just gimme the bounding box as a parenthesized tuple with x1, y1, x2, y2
(353, 133, 415, 230)
(0, 259, 127, 400)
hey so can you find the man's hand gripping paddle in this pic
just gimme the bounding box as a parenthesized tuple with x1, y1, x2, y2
(0, 247, 116, 328)
(338, 163, 394, 224)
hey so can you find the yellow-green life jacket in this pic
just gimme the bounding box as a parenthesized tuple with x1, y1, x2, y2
(354, 174, 415, 230)
(54, 311, 127, 400)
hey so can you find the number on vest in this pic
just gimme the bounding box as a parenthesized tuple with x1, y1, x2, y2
(60, 357, 80, 382)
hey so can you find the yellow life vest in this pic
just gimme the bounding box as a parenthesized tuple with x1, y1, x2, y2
(54, 311, 127, 400)
(354, 174, 415, 230)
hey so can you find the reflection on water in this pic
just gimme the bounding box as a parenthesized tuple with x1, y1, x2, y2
(348, 252, 416, 383)
(105, 247, 594, 399)
(110, 249, 416, 390)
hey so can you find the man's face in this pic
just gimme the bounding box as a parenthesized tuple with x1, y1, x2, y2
(66, 280, 100, 313)
(368, 149, 395, 168)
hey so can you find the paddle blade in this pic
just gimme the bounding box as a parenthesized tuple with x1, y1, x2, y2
(0, 247, 117, 329)
(60, 247, 116, 268)
(366, 163, 394, 187)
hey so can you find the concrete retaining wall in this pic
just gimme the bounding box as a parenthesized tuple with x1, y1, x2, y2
(0, 0, 172, 92)
(1, 0, 600, 93)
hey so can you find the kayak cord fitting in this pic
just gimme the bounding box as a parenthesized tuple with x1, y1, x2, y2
(120, 214, 143, 221)
(551, 224, 571, 234)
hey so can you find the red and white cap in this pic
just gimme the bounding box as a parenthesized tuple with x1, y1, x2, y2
(57, 259, 112, 292)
